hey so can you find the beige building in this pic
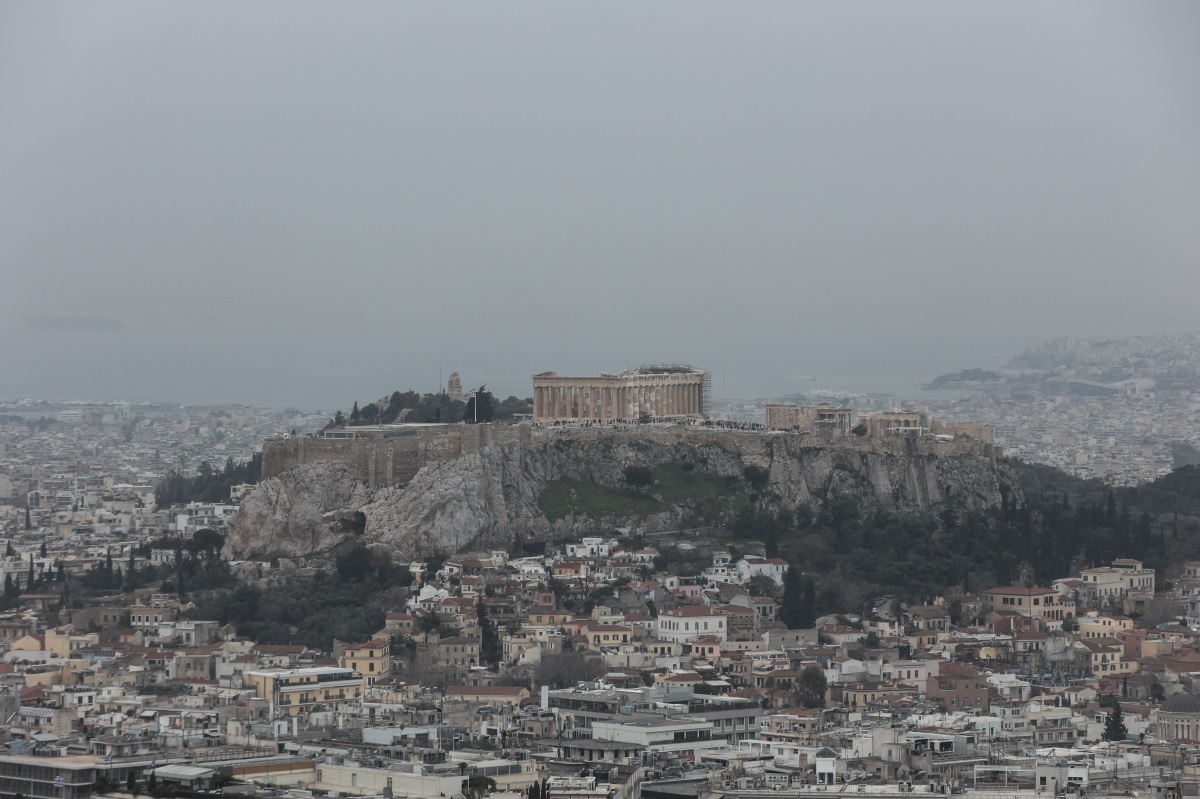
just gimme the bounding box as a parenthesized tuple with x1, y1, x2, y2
(339, 638, 391, 687)
(764, 402, 854, 434)
(244, 667, 362, 717)
(532, 366, 706, 421)
(861, 409, 928, 437)
(983, 586, 1071, 623)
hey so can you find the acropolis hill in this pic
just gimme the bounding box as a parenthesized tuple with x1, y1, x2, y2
(230, 423, 1014, 562)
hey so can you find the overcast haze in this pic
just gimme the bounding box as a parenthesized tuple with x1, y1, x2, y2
(3, 2, 1199, 409)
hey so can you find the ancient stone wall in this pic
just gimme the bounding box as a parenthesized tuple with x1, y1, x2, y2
(262, 424, 995, 489)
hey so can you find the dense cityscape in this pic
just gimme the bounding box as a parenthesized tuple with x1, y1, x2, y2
(1, 334, 1200, 799)
(5, 3, 1199, 799)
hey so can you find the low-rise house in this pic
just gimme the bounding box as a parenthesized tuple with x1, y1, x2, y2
(926, 663, 989, 713)
(1074, 638, 1136, 676)
(656, 605, 728, 644)
(445, 684, 530, 710)
(339, 638, 391, 686)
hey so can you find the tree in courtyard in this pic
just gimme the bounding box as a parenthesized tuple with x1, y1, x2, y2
(796, 665, 828, 708)
(1104, 702, 1128, 742)
(747, 574, 780, 599)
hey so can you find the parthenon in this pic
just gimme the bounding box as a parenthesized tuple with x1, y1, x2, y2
(532, 366, 707, 421)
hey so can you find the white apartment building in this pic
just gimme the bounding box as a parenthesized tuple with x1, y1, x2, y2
(656, 605, 728, 644)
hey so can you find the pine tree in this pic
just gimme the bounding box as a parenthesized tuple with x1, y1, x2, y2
(38, 542, 46, 558)
(1104, 702, 1128, 742)
(4, 541, 12, 558)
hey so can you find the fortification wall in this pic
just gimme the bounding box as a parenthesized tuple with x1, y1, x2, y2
(262, 424, 994, 489)
(261, 425, 531, 487)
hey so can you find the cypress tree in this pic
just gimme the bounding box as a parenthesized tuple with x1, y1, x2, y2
(801, 577, 817, 628)
(1104, 702, 1128, 742)
(780, 564, 804, 629)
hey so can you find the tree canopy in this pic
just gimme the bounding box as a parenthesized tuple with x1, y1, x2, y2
(155, 456, 260, 508)
(464, 386, 496, 423)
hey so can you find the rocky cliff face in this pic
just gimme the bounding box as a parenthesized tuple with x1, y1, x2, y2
(223, 461, 374, 560)
(225, 431, 1018, 561)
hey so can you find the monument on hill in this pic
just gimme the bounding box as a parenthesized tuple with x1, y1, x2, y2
(531, 365, 708, 421)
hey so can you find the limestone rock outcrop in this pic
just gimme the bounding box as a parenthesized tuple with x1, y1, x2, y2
(223, 461, 374, 559)
(227, 429, 1018, 563)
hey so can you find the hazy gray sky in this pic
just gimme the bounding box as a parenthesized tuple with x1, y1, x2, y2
(3, 2, 1198, 408)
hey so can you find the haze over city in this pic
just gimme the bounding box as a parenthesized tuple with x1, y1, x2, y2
(3, 2, 1199, 408)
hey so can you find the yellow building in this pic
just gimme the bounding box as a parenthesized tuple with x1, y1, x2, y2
(244, 667, 362, 716)
(1076, 639, 1136, 676)
(339, 639, 391, 687)
(1078, 614, 1133, 640)
(528, 608, 572, 626)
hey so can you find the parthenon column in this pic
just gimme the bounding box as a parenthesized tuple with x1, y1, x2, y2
(535, 387, 542, 417)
